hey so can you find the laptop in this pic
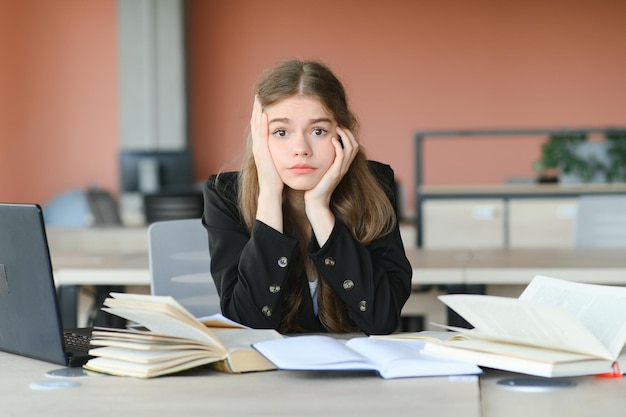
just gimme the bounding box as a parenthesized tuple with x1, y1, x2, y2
(0, 202, 92, 367)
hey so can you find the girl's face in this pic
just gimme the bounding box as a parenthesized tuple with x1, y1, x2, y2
(265, 95, 337, 191)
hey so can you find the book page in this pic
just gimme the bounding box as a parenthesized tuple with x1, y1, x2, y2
(345, 338, 481, 378)
(521, 275, 626, 358)
(438, 294, 613, 359)
(210, 328, 283, 352)
(253, 335, 377, 371)
(252, 335, 481, 379)
(371, 331, 469, 342)
(101, 307, 225, 350)
(198, 314, 249, 329)
(88, 346, 222, 364)
(109, 292, 197, 321)
(90, 329, 223, 352)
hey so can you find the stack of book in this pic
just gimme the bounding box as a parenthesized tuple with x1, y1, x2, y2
(419, 275, 626, 378)
(84, 293, 282, 378)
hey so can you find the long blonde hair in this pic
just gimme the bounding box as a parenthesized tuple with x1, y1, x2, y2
(239, 59, 396, 332)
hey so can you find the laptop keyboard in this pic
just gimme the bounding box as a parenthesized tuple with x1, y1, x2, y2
(63, 330, 92, 353)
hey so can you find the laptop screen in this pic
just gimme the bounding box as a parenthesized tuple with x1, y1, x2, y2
(0, 203, 70, 365)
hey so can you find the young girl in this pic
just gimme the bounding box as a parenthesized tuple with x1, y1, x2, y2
(202, 59, 412, 335)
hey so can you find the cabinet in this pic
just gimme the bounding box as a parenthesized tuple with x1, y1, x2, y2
(508, 198, 577, 247)
(414, 128, 626, 248)
(417, 184, 626, 248)
(422, 199, 504, 248)
(117, 0, 186, 150)
(117, 0, 189, 225)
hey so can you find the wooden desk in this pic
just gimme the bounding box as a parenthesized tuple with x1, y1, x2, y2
(51, 252, 150, 286)
(405, 248, 469, 285)
(46, 225, 626, 330)
(46, 227, 626, 288)
(480, 370, 626, 417)
(464, 248, 626, 285)
(3, 349, 626, 417)
(406, 247, 626, 328)
(48, 248, 463, 329)
(50, 252, 150, 328)
(0, 351, 480, 417)
(51, 250, 468, 288)
(50, 248, 626, 288)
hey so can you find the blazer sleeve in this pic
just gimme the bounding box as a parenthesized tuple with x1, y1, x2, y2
(308, 162, 412, 335)
(201, 173, 299, 329)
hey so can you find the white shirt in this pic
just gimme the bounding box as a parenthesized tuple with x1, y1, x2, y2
(308, 279, 319, 316)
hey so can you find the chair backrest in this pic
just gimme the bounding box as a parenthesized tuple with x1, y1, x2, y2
(143, 191, 204, 224)
(147, 218, 221, 317)
(573, 195, 626, 247)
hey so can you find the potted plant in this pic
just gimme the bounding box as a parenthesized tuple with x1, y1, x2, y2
(534, 130, 626, 183)
(605, 130, 626, 181)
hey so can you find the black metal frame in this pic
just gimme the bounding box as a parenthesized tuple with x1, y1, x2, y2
(413, 126, 626, 247)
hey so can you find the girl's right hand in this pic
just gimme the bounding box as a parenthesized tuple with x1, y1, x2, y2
(251, 96, 283, 195)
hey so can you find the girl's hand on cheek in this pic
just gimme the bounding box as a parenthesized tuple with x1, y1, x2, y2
(304, 127, 359, 245)
(251, 96, 283, 194)
(334, 126, 359, 177)
(305, 127, 359, 207)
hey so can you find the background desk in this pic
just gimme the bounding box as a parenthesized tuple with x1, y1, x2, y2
(49, 249, 460, 329)
(0, 351, 480, 417)
(464, 247, 626, 285)
(52, 252, 150, 286)
(45, 227, 626, 330)
(405, 247, 626, 328)
(46, 224, 468, 328)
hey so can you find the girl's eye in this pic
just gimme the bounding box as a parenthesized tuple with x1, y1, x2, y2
(311, 128, 328, 136)
(272, 129, 287, 137)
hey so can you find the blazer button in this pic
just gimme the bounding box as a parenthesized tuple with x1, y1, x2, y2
(269, 284, 281, 293)
(342, 280, 354, 290)
(324, 257, 336, 267)
(277, 256, 288, 268)
(261, 305, 273, 317)
(358, 301, 368, 312)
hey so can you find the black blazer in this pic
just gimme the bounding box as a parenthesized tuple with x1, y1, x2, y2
(202, 161, 412, 335)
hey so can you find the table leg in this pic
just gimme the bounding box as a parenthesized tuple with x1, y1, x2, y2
(446, 284, 485, 328)
(57, 285, 78, 328)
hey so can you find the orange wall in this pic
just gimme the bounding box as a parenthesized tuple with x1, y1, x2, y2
(188, 0, 626, 214)
(0, 0, 117, 205)
(2, 0, 626, 216)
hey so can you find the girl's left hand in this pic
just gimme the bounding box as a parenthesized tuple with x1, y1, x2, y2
(304, 126, 359, 209)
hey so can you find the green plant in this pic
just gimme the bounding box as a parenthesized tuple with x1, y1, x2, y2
(535, 131, 626, 183)
(606, 130, 626, 182)
(535, 132, 587, 178)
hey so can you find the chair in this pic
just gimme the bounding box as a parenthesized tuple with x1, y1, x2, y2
(573, 195, 626, 247)
(43, 187, 122, 227)
(143, 190, 204, 224)
(147, 218, 221, 317)
(43, 188, 93, 227)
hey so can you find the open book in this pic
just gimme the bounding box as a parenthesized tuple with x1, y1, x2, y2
(422, 275, 626, 377)
(83, 293, 282, 378)
(372, 331, 469, 342)
(252, 335, 481, 379)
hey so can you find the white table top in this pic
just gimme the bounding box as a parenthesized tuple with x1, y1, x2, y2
(480, 369, 626, 417)
(463, 248, 626, 284)
(0, 351, 480, 417)
(3, 349, 626, 417)
(49, 246, 626, 288)
(406, 248, 470, 284)
(51, 251, 150, 286)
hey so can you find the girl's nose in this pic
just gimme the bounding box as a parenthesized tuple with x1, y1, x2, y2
(293, 134, 311, 156)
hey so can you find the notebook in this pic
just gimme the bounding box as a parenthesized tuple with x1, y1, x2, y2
(0, 202, 92, 367)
